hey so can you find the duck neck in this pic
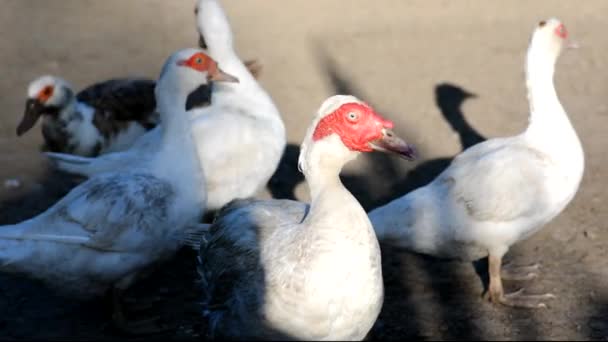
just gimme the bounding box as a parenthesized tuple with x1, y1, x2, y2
(526, 48, 572, 137)
(198, 0, 236, 64)
(300, 138, 366, 230)
(306, 164, 343, 204)
(49, 97, 77, 123)
(197, 0, 261, 91)
(301, 137, 352, 198)
(42, 98, 78, 131)
(523, 49, 579, 154)
(152, 96, 204, 192)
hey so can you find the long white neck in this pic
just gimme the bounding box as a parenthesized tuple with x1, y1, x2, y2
(197, 0, 258, 90)
(151, 94, 206, 204)
(305, 158, 343, 204)
(196, 0, 285, 143)
(523, 46, 581, 158)
(299, 136, 366, 231)
(198, 0, 234, 59)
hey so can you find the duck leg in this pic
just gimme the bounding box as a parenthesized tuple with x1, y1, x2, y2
(485, 254, 555, 309)
(110, 275, 171, 335)
(501, 261, 541, 281)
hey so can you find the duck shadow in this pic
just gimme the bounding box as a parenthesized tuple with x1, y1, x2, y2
(267, 144, 305, 201)
(0, 165, 83, 224)
(0, 165, 101, 339)
(586, 297, 608, 340)
(372, 82, 485, 207)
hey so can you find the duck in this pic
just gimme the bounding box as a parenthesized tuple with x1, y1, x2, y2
(0, 48, 238, 331)
(195, 95, 416, 340)
(19, 75, 159, 157)
(45, 0, 286, 212)
(368, 18, 584, 308)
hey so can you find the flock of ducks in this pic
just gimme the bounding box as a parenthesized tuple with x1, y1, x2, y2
(2, 0, 584, 340)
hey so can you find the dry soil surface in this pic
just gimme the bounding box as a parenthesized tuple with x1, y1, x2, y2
(0, 0, 607, 340)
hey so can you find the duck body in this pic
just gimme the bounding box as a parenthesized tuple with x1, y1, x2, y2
(0, 49, 239, 306)
(197, 95, 417, 340)
(46, 0, 285, 212)
(369, 18, 584, 308)
(202, 194, 382, 340)
(0, 171, 186, 297)
(21, 76, 159, 157)
(372, 131, 583, 261)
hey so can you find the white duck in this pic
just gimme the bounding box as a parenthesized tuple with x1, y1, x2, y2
(195, 95, 416, 340)
(0, 48, 238, 329)
(19, 75, 159, 157)
(45, 0, 286, 212)
(190, 0, 286, 210)
(368, 18, 584, 308)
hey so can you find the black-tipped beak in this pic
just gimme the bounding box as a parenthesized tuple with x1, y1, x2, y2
(369, 129, 417, 161)
(17, 99, 44, 136)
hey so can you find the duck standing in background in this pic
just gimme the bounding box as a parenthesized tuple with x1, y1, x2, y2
(189, 0, 286, 210)
(369, 18, 584, 308)
(46, 0, 286, 213)
(19, 76, 158, 157)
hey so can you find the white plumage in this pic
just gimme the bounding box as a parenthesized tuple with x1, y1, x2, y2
(45, 0, 286, 212)
(0, 49, 237, 325)
(369, 18, 584, 308)
(195, 95, 416, 340)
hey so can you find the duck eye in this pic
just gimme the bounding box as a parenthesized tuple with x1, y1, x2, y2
(347, 112, 358, 121)
(195, 57, 203, 64)
(39, 86, 53, 100)
(538, 20, 546, 27)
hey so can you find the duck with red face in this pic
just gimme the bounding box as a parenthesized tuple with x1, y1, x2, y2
(195, 95, 416, 341)
(19, 74, 160, 157)
(369, 18, 584, 310)
(0, 49, 239, 334)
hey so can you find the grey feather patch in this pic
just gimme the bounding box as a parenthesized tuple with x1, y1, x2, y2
(83, 173, 174, 222)
(174, 223, 211, 250)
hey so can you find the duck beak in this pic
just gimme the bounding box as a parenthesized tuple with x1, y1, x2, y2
(17, 99, 44, 136)
(208, 62, 239, 83)
(369, 128, 417, 161)
(565, 41, 580, 50)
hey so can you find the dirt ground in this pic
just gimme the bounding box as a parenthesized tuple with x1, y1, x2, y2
(1, 0, 607, 340)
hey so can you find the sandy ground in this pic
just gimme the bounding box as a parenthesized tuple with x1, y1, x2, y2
(1, 0, 607, 340)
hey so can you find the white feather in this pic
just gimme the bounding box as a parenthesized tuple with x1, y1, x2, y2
(369, 18, 584, 263)
(46, 0, 285, 211)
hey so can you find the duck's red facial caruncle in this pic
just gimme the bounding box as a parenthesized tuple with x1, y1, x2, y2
(176, 52, 239, 83)
(37, 85, 54, 103)
(313, 102, 416, 160)
(18, 84, 59, 136)
(554, 23, 567, 39)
